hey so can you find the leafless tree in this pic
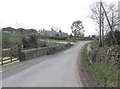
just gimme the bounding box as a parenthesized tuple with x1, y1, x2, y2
(89, 2, 119, 45)
(108, 3, 119, 30)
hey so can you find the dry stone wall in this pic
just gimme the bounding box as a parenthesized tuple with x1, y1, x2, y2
(22, 44, 70, 60)
(89, 45, 120, 67)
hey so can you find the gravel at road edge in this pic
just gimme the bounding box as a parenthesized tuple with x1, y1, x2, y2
(77, 47, 99, 87)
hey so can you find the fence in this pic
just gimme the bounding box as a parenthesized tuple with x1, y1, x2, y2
(0, 43, 24, 65)
(1, 48, 19, 65)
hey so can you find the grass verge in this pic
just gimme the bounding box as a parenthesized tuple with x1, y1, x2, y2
(82, 43, 118, 87)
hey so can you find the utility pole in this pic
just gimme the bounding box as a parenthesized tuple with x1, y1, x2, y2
(101, 11, 104, 46)
(101, 2, 117, 44)
(99, 0, 102, 47)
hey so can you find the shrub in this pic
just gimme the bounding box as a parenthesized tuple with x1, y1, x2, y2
(28, 35, 38, 48)
(22, 35, 38, 48)
(104, 30, 120, 46)
(22, 37, 29, 48)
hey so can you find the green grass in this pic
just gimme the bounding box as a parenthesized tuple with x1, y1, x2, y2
(2, 34, 22, 48)
(9, 35, 21, 43)
(3, 34, 21, 43)
(82, 43, 119, 87)
(89, 41, 99, 49)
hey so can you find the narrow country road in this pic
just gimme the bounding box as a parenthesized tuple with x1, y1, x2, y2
(2, 41, 89, 87)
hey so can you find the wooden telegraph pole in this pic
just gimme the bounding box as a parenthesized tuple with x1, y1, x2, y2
(99, 1, 117, 46)
(99, 0, 102, 47)
(101, 2, 117, 45)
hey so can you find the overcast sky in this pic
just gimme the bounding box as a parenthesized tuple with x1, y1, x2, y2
(0, 0, 119, 36)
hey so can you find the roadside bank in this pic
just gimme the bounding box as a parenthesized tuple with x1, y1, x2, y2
(79, 42, 119, 87)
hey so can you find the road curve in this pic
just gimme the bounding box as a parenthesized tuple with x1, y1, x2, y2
(2, 41, 89, 87)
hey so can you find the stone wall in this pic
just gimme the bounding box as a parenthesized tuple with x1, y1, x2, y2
(22, 44, 71, 60)
(89, 45, 120, 67)
(96, 45, 120, 67)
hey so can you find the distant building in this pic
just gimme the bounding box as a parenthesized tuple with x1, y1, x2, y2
(2, 27, 38, 37)
(28, 29, 38, 35)
(2, 27, 16, 35)
(16, 28, 38, 36)
(39, 30, 68, 37)
(39, 30, 58, 37)
(59, 32, 68, 37)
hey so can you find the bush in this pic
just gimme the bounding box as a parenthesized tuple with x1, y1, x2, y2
(28, 35, 38, 48)
(22, 36, 48, 48)
(22, 38, 29, 48)
(104, 30, 120, 46)
(22, 35, 38, 48)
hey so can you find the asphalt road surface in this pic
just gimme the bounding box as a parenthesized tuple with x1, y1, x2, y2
(2, 41, 89, 87)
